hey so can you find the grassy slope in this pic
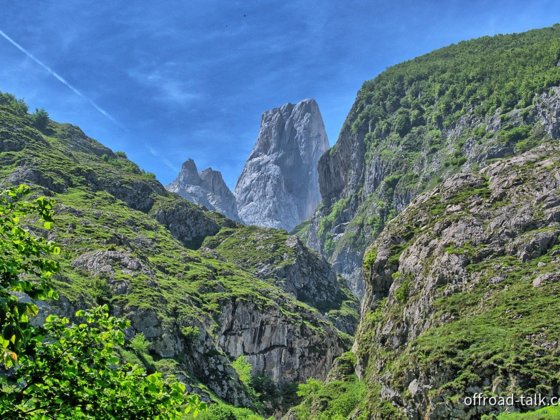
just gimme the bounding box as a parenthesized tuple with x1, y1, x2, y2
(496, 405, 560, 419)
(202, 225, 359, 330)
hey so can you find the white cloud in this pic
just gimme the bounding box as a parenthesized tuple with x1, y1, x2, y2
(129, 64, 203, 106)
(145, 143, 179, 173)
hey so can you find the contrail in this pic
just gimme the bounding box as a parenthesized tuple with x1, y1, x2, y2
(0, 29, 122, 127)
(162, 158, 179, 173)
(145, 143, 178, 172)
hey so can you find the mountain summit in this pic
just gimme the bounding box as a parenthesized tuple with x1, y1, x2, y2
(167, 159, 240, 221)
(234, 98, 329, 231)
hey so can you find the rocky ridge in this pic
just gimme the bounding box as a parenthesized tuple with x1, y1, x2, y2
(167, 158, 240, 221)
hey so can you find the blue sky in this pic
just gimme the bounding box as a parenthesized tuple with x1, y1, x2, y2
(1, 1, 559, 188)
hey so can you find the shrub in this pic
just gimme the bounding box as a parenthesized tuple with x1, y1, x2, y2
(31, 108, 49, 131)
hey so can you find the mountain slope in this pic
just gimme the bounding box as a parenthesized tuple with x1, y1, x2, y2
(288, 142, 560, 419)
(0, 92, 352, 415)
(299, 25, 560, 296)
(353, 142, 560, 418)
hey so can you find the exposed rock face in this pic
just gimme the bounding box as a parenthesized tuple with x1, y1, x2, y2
(202, 226, 360, 335)
(151, 199, 223, 248)
(218, 300, 346, 384)
(234, 99, 329, 231)
(318, 123, 366, 207)
(354, 143, 560, 419)
(168, 159, 240, 221)
(267, 235, 343, 312)
(537, 86, 560, 139)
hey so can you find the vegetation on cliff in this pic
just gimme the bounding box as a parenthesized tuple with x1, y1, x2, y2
(0, 185, 206, 418)
(303, 24, 560, 296)
(298, 143, 560, 418)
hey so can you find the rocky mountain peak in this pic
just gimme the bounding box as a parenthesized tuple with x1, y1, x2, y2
(234, 98, 329, 231)
(167, 159, 239, 221)
(199, 167, 227, 192)
(177, 158, 201, 185)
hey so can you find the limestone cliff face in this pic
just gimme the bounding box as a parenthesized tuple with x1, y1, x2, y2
(234, 99, 329, 231)
(167, 159, 240, 221)
(201, 226, 360, 335)
(354, 143, 560, 419)
(218, 300, 346, 385)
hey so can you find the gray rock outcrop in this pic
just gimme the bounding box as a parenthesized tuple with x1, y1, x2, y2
(168, 159, 240, 221)
(218, 300, 346, 385)
(201, 226, 360, 335)
(234, 99, 329, 231)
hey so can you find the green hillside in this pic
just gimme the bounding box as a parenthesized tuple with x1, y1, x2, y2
(0, 92, 353, 417)
(290, 25, 560, 419)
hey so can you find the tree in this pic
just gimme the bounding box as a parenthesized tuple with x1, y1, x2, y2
(0, 184, 58, 366)
(0, 185, 206, 418)
(0, 93, 28, 116)
(31, 108, 49, 131)
(1, 306, 205, 418)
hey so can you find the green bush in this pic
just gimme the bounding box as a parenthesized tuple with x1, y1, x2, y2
(31, 108, 49, 131)
(395, 279, 411, 303)
(363, 247, 377, 272)
(0, 92, 28, 115)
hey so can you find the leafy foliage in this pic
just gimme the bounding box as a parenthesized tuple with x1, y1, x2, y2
(287, 351, 369, 419)
(353, 26, 560, 138)
(31, 108, 49, 131)
(0, 92, 28, 115)
(362, 246, 377, 272)
(232, 355, 253, 388)
(0, 184, 59, 366)
(292, 375, 366, 419)
(493, 404, 560, 419)
(197, 403, 265, 420)
(1, 306, 207, 418)
(0, 186, 207, 418)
